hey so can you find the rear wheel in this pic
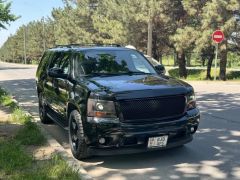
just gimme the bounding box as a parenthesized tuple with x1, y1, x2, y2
(38, 93, 52, 124)
(69, 110, 89, 160)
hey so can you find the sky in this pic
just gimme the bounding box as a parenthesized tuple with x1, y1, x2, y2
(0, 0, 64, 47)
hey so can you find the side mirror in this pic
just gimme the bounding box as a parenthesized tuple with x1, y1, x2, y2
(48, 68, 68, 79)
(154, 65, 166, 75)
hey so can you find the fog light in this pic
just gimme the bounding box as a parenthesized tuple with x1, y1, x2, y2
(99, 138, 106, 144)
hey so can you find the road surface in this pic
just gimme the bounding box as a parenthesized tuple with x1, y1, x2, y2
(0, 62, 240, 180)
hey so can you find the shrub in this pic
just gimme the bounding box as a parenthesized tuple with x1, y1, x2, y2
(168, 68, 240, 80)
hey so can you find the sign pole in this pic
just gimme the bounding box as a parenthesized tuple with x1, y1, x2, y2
(212, 30, 224, 81)
(214, 43, 218, 81)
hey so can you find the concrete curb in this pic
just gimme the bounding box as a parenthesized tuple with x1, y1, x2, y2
(6, 92, 93, 180)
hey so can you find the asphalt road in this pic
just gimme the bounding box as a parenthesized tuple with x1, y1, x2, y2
(0, 62, 240, 180)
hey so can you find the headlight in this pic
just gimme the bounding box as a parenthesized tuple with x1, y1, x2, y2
(186, 92, 196, 110)
(87, 99, 117, 118)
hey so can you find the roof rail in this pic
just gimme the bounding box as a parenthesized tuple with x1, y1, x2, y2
(53, 43, 122, 48)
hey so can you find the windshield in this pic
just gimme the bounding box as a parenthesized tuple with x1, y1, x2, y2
(75, 49, 157, 77)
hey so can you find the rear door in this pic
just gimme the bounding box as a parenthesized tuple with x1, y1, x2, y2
(53, 52, 71, 125)
(43, 52, 62, 112)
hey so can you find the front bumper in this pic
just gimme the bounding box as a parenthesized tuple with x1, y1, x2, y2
(85, 108, 200, 155)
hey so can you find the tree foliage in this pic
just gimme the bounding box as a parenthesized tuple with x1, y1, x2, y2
(0, 0, 18, 29)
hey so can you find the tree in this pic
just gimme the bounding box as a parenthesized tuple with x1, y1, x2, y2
(52, 0, 97, 44)
(195, 0, 239, 80)
(0, 0, 18, 29)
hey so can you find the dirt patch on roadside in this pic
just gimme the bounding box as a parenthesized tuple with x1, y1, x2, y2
(0, 105, 11, 122)
(0, 105, 20, 139)
(0, 106, 55, 161)
(25, 145, 56, 160)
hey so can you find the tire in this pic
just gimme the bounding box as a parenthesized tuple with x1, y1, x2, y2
(38, 93, 53, 124)
(69, 110, 89, 160)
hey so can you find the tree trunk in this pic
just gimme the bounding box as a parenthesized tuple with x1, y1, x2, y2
(177, 51, 187, 78)
(174, 50, 178, 66)
(147, 18, 153, 57)
(159, 53, 163, 64)
(219, 41, 227, 81)
(202, 59, 205, 67)
(152, 40, 157, 59)
(186, 53, 191, 67)
(206, 57, 213, 80)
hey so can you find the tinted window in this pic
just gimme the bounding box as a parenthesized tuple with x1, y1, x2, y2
(75, 49, 157, 76)
(49, 52, 71, 75)
(36, 51, 53, 78)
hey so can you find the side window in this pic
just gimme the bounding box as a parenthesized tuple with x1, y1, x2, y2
(49, 52, 63, 69)
(49, 52, 71, 75)
(74, 53, 86, 77)
(59, 53, 71, 75)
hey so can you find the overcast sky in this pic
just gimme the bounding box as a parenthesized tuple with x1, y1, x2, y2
(0, 0, 64, 47)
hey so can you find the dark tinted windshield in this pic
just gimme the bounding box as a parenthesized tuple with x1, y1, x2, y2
(75, 49, 157, 76)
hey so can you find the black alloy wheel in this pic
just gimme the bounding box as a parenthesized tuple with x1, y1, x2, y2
(69, 110, 89, 160)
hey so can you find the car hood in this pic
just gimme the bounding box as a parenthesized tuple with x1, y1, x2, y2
(85, 74, 193, 100)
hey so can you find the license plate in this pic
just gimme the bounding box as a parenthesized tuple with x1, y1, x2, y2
(148, 135, 168, 148)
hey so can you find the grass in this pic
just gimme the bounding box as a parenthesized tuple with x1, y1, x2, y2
(0, 139, 79, 180)
(11, 108, 32, 124)
(11, 155, 80, 180)
(0, 87, 80, 179)
(0, 140, 32, 174)
(15, 120, 46, 146)
(0, 88, 18, 110)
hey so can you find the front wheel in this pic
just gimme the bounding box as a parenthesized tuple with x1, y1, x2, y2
(69, 110, 89, 160)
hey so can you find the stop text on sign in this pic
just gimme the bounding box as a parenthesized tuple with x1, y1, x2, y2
(212, 30, 224, 44)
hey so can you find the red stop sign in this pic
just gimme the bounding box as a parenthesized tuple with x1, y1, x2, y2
(212, 30, 224, 43)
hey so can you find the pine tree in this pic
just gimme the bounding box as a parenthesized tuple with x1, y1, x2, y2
(0, 0, 18, 29)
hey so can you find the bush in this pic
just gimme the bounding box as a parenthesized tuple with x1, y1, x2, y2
(168, 68, 240, 80)
(168, 68, 206, 80)
(227, 71, 240, 80)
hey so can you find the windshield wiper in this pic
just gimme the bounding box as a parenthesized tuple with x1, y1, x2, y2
(126, 71, 153, 75)
(84, 73, 122, 77)
(83, 71, 153, 77)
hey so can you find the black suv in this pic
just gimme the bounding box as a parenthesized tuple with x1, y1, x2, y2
(36, 44, 200, 159)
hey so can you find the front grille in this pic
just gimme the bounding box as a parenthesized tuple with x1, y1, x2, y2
(118, 95, 186, 122)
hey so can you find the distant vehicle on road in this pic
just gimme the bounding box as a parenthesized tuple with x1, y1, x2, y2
(36, 44, 200, 159)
